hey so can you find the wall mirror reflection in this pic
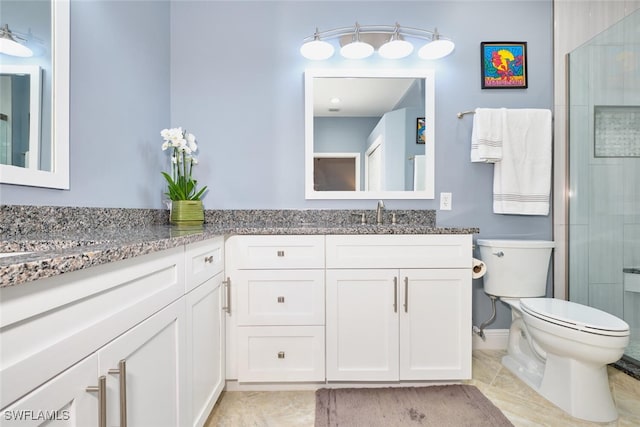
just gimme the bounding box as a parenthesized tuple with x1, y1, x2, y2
(305, 68, 435, 200)
(0, 0, 69, 189)
(0, 65, 42, 169)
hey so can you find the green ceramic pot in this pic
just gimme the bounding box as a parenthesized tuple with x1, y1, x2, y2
(170, 200, 204, 226)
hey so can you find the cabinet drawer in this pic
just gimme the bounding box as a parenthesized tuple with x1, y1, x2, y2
(185, 236, 224, 292)
(236, 270, 324, 326)
(226, 235, 324, 269)
(326, 234, 472, 269)
(237, 326, 324, 382)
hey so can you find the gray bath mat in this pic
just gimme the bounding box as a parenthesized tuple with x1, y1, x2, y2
(315, 384, 514, 427)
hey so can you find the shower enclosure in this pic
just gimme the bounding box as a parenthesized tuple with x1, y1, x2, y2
(568, 9, 640, 366)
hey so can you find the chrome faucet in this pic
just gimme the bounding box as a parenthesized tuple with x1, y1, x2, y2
(376, 200, 385, 225)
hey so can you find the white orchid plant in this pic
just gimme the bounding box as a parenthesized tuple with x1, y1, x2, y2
(161, 127, 207, 201)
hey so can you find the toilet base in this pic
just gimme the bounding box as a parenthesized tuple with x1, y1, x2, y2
(502, 353, 618, 423)
(502, 354, 543, 390)
(538, 353, 618, 423)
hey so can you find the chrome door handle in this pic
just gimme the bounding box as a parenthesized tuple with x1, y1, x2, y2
(493, 251, 504, 257)
(393, 277, 398, 313)
(86, 375, 107, 427)
(222, 277, 231, 313)
(404, 277, 408, 313)
(108, 359, 127, 427)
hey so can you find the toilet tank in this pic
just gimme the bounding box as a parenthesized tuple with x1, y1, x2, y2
(477, 239, 554, 298)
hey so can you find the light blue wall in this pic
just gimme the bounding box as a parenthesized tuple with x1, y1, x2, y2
(0, 0, 171, 207)
(2, 0, 553, 329)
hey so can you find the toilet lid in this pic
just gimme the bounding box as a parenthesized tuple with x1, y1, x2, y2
(520, 298, 629, 336)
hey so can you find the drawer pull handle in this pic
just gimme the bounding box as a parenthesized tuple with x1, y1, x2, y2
(222, 277, 231, 314)
(277, 296, 285, 303)
(277, 250, 285, 257)
(277, 351, 286, 359)
(108, 359, 128, 427)
(86, 375, 107, 427)
(204, 255, 214, 263)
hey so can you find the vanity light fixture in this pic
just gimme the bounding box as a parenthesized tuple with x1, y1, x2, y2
(0, 24, 33, 58)
(299, 28, 335, 60)
(339, 23, 375, 59)
(377, 23, 414, 59)
(300, 22, 454, 61)
(417, 29, 455, 60)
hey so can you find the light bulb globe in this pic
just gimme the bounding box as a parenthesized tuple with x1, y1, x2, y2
(300, 40, 335, 60)
(0, 38, 33, 57)
(418, 39, 455, 60)
(378, 39, 414, 59)
(340, 41, 374, 59)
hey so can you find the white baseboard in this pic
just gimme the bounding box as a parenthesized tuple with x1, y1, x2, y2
(472, 329, 509, 350)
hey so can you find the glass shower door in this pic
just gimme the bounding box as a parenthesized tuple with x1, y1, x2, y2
(568, 9, 640, 365)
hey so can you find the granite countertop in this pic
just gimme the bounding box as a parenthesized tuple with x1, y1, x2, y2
(0, 207, 479, 288)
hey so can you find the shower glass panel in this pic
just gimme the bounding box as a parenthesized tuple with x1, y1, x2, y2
(568, 9, 640, 365)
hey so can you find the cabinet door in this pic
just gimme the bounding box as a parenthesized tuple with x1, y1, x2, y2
(1, 354, 98, 427)
(326, 269, 399, 381)
(186, 273, 225, 427)
(98, 299, 186, 427)
(399, 269, 471, 380)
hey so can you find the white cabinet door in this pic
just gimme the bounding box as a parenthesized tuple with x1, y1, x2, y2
(185, 273, 225, 427)
(0, 354, 98, 427)
(399, 269, 472, 380)
(97, 299, 186, 427)
(326, 269, 399, 381)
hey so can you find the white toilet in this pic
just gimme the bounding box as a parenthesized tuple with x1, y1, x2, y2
(477, 239, 630, 423)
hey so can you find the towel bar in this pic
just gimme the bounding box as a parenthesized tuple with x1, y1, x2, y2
(457, 110, 475, 119)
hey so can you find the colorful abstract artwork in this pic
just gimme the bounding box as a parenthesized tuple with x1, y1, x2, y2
(481, 42, 528, 89)
(417, 118, 425, 144)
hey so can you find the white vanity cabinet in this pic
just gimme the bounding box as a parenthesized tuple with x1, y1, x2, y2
(325, 235, 472, 382)
(0, 246, 185, 421)
(184, 238, 226, 427)
(225, 235, 325, 382)
(0, 237, 228, 427)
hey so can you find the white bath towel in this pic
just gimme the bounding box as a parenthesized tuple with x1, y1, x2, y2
(471, 108, 506, 163)
(493, 109, 552, 215)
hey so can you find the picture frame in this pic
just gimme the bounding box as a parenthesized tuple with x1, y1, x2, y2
(416, 117, 425, 144)
(481, 42, 528, 89)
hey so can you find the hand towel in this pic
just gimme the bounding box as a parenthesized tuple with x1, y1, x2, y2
(493, 109, 552, 215)
(471, 108, 506, 163)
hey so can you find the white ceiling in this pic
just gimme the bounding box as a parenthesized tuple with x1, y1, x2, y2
(313, 77, 417, 117)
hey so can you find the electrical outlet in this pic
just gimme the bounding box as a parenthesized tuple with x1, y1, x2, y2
(440, 192, 452, 210)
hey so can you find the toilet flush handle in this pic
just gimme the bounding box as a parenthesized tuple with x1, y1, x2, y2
(493, 251, 504, 257)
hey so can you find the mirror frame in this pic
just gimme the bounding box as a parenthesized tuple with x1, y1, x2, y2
(304, 68, 435, 200)
(0, 0, 69, 189)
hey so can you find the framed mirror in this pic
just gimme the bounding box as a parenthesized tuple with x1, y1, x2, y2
(0, 0, 69, 189)
(305, 68, 435, 199)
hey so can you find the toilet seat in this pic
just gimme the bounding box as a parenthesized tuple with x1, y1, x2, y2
(520, 298, 629, 337)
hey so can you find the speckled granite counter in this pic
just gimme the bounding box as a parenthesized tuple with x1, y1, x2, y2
(0, 206, 479, 288)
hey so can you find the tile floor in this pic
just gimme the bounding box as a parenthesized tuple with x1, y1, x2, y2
(204, 350, 640, 427)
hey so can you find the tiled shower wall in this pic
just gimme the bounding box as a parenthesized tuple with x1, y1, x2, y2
(565, 8, 640, 322)
(553, 0, 640, 301)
